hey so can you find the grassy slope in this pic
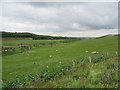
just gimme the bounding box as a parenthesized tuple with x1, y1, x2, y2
(39, 58, 118, 88)
(2, 35, 118, 88)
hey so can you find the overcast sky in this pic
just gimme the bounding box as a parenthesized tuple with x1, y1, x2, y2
(0, 2, 118, 37)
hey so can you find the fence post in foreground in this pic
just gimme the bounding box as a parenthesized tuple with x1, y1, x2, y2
(72, 60, 75, 67)
(89, 56, 91, 63)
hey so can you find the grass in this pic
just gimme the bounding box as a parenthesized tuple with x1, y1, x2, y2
(2, 37, 77, 55)
(39, 57, 118, 88)
(2, 37, 77, 46)
(2, 35, 119, 88)
(2, 37, 63, 46)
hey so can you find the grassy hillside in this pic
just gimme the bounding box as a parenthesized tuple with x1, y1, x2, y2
(39, 57, 118, 88)
(1, 31, 70, 39)
(2, 35, 119, 88)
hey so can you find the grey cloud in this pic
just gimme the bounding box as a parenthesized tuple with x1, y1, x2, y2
(1, 2, 118, 37)
(26, 2, 88, 8)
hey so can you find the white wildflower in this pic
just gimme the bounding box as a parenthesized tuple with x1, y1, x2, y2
(5, 50, 8, 51)
(49, 55, 52, 57)
(85, 51, 88, 53)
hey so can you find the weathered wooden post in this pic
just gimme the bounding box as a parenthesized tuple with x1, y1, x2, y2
(89, 56, 92, 63)
(116, 51, 118, 55)
(72, 60, 75, 67)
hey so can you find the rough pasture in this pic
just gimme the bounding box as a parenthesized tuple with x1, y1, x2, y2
(2, 35, 119, 88)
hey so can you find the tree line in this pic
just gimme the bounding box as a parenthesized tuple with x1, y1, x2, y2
(1, 31, 70, 39)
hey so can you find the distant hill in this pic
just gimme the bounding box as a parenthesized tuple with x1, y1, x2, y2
(1, 31, 119, 40)
(95, 34, 119, 39)
(1, 31, 72, 40)
(68, 37, 96, 39)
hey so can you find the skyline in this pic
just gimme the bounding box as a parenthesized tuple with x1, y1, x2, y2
(0, 2, 118, 37)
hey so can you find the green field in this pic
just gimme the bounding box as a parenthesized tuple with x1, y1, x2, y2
(2, 37, 64, 46)
(2, 38, 76, 56)
(2, 35, 119, 88)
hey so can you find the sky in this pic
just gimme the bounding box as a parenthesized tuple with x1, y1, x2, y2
(0, 2, 118, 37)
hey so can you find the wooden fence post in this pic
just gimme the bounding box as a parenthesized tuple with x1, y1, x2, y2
(89, 56, 91, 63)
(72, 60, 75, 67)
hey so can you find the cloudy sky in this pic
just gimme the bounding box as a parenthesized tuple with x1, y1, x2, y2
(0, 2, 118, 37)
